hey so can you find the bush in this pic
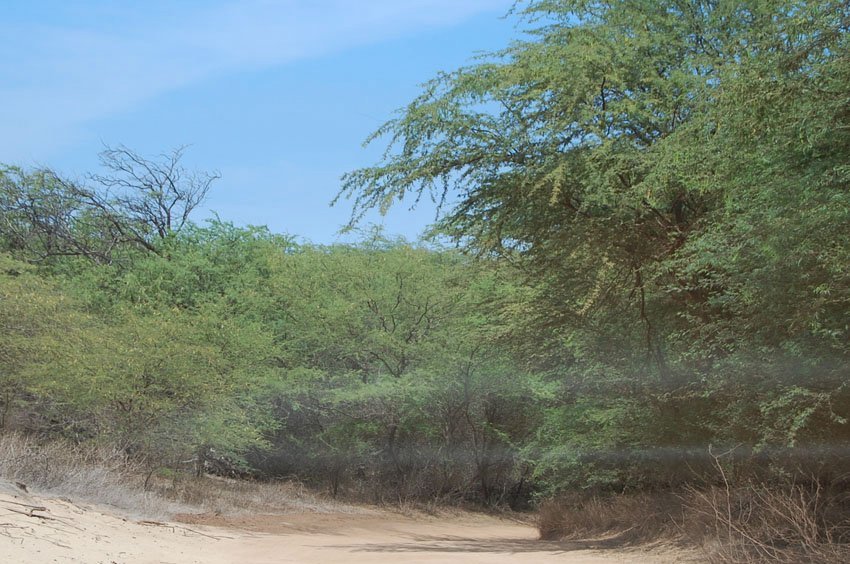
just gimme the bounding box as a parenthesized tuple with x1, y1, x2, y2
(684, 480, 850, 563)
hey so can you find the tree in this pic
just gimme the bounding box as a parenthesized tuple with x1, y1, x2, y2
(340, 0, 850, 487)
(0, 145, 218, 263)
(340, 0, 850, 361)
(0, 167, 97, 262)
(84, 145, 219, 249)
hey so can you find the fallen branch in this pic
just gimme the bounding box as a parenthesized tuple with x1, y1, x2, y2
(1, 500, 47, 512)
(2, 506, 56, 520)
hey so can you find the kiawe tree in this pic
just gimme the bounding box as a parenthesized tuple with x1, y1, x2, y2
(0, 145, 217, 263)
(84, 145, 219, 250)
(344, 1, 844, 321)
(341, 0, 850, 365)
(340, 0, 715, 369)
(340, 0, 850, 485)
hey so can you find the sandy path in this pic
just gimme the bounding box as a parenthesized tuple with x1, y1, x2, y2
(0, 487, 692, 563)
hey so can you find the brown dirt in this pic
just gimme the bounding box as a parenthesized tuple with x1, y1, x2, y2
(1, 487, 698, 563)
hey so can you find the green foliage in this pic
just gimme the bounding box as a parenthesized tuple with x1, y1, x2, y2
(0, 254, 83, 428)
(0, 222, 286, 465)
(255, 235, 538, 502)
(3, 0, 849, 503)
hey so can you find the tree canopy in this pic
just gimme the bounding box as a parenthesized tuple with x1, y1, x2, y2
(341, 0, 850, 362)
(340, 0, 850, 488)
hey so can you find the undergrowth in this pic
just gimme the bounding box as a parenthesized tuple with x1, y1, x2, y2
(538, 481, 850, 563)
(0, 432, 349, 520)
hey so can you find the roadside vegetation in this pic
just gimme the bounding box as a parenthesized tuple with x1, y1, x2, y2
(0, 432, 354, 525)
(2, 1, 849, 561)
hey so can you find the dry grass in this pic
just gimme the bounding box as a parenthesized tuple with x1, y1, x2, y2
(536, 491, 684, 544)
(0, 432, 354, 520)
(536, 480, 850, 563)
(0, 432, 188, 519)
(155, 473, 366, 515)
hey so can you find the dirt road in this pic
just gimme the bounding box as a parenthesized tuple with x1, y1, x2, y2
(1, 488, 692, 563)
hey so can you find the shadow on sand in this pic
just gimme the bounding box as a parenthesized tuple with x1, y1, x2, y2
(323, 532, 643, 555)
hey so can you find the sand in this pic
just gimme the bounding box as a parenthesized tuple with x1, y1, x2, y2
(0, 485, 695, 563)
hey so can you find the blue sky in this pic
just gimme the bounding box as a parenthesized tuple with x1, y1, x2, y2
(1, 1, 521, 243)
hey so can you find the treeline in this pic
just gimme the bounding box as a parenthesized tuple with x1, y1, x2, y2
(2, 0, 850, 523)
(0, 164, 537, 503)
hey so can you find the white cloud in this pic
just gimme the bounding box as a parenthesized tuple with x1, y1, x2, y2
(0, 0, 511, 162)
